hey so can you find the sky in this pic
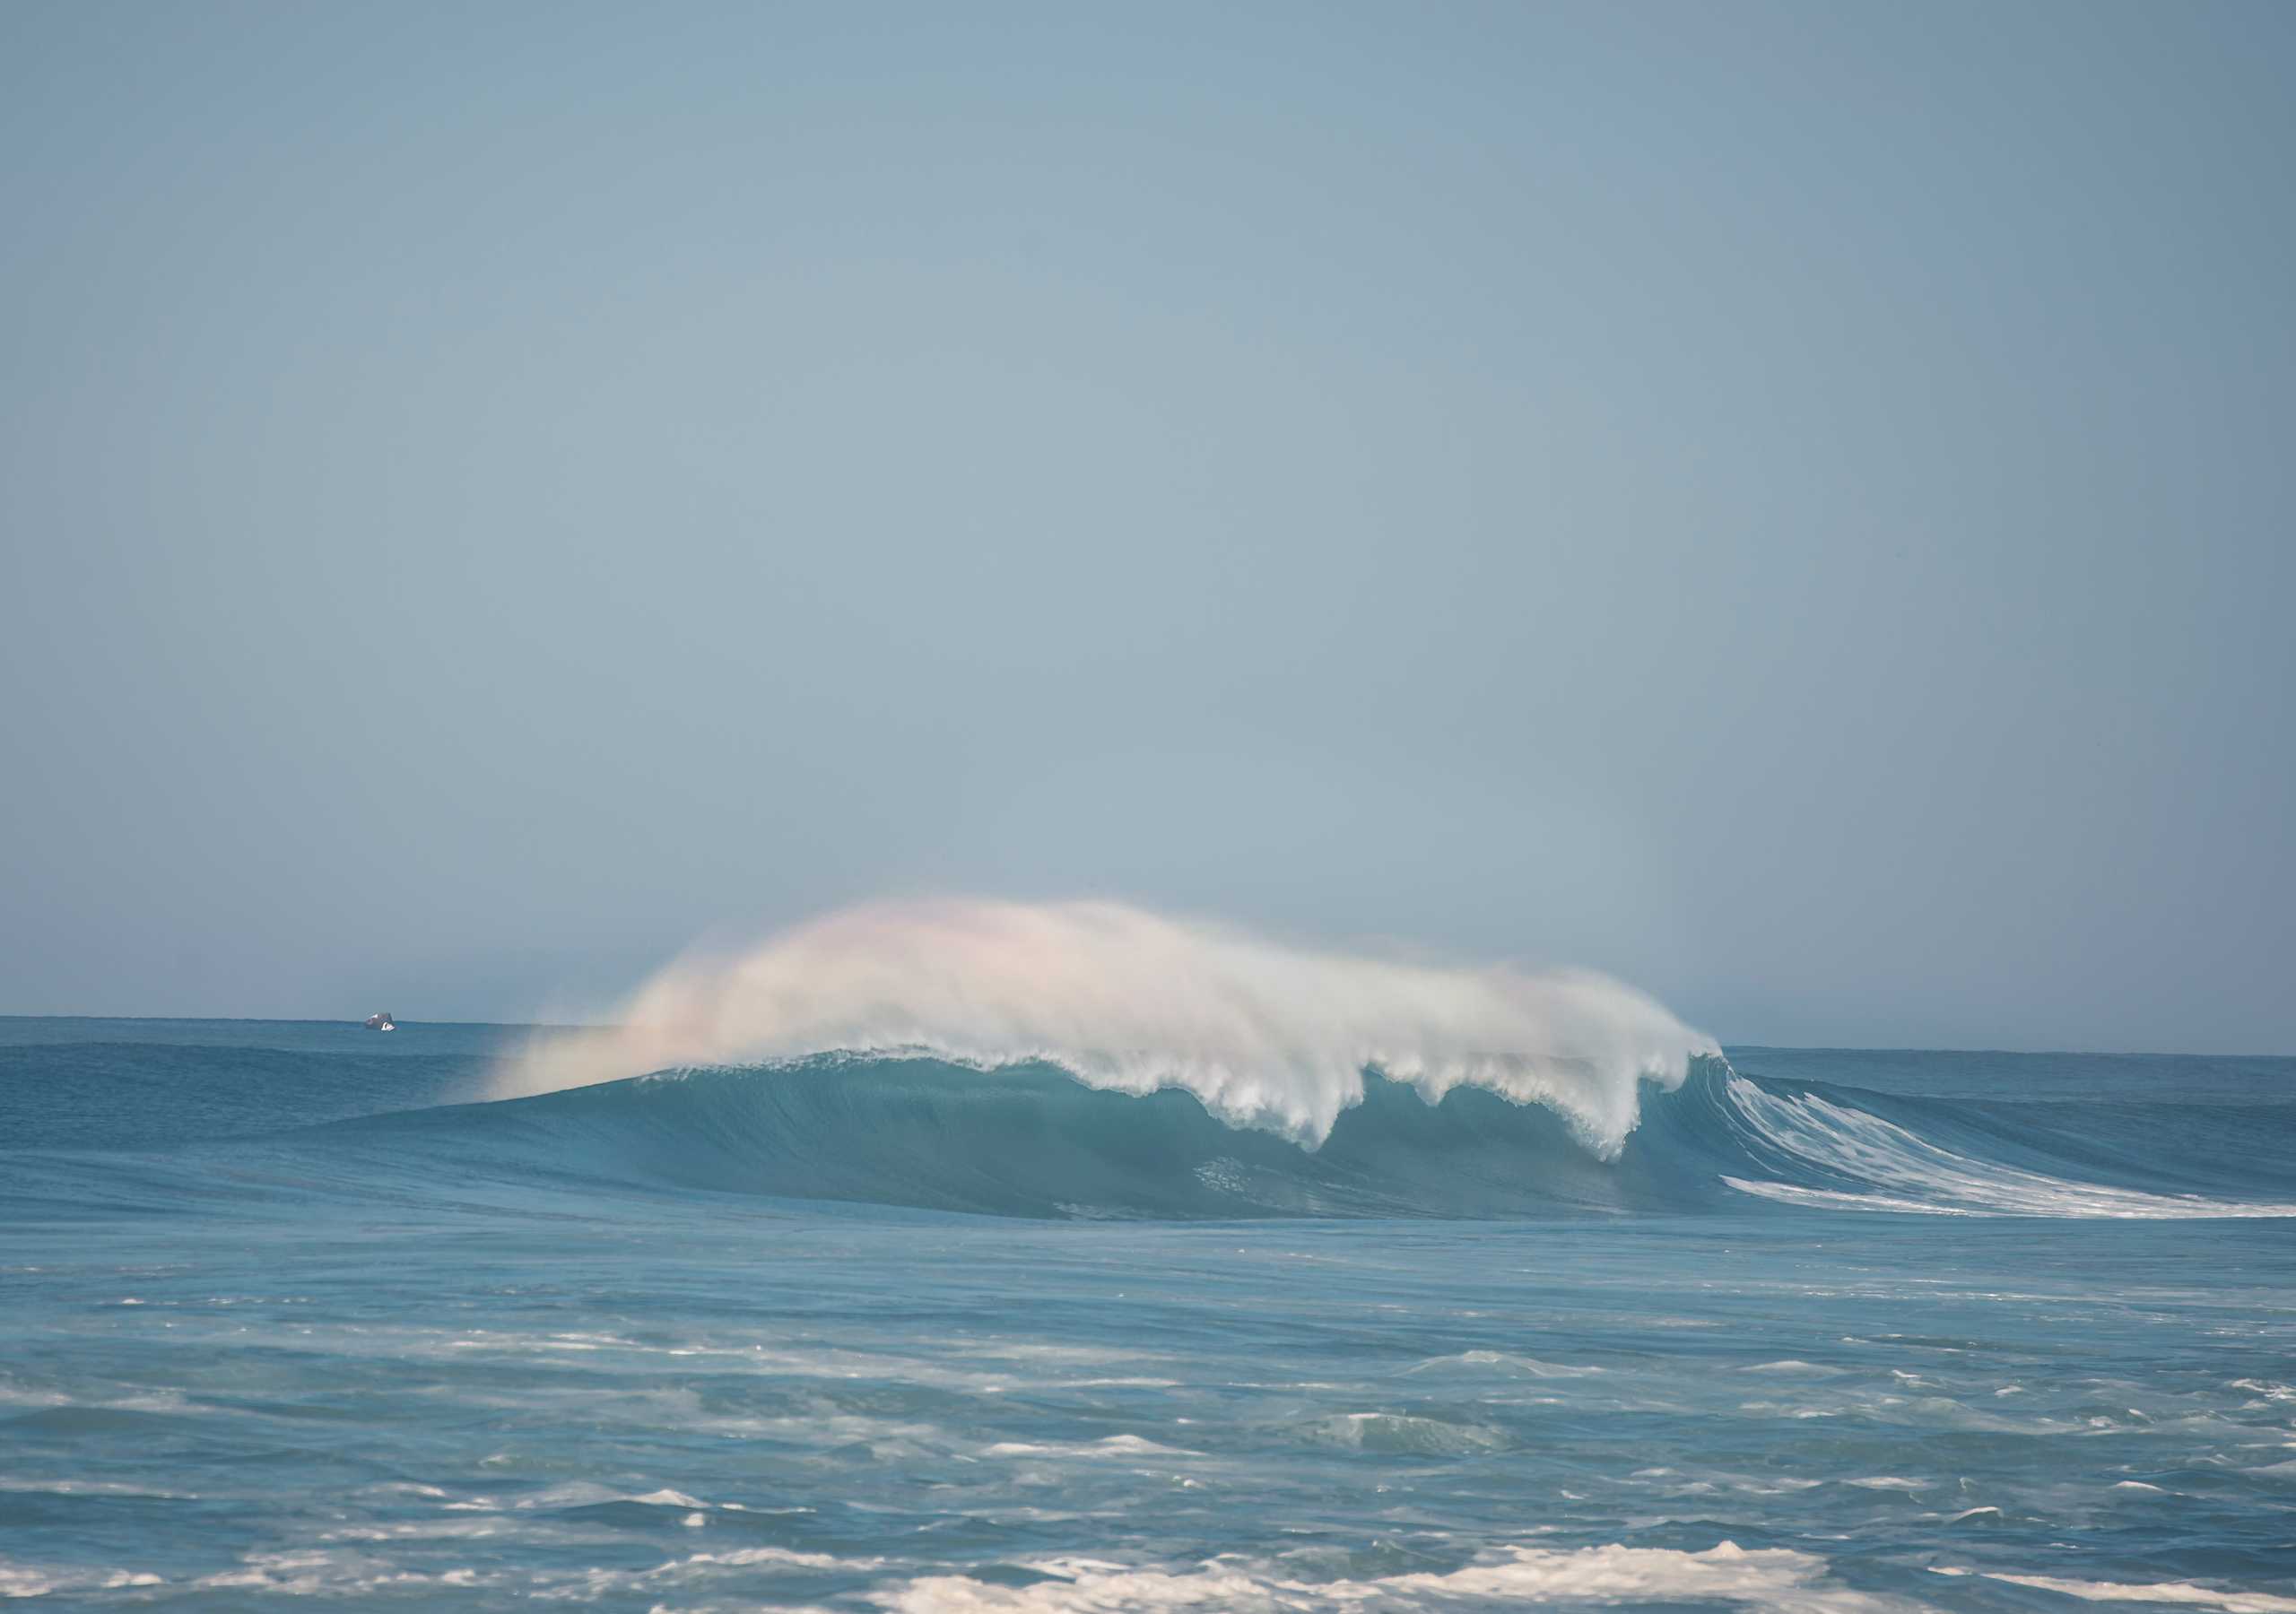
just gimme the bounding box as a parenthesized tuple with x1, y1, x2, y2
(2, 1, 2291, 1050)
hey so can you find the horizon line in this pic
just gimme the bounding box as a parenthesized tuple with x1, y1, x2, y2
(1, 1013, 2288, 1063)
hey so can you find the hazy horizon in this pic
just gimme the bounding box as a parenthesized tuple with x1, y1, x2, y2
(5, 1, 2292, 1052)
(4, 1002, 2291, 1062)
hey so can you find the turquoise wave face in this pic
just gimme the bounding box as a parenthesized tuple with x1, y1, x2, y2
(6, 1028, 2294, 1221)
(268, 1054, 2292, 1221)
(4, 1022, 2294, 1610)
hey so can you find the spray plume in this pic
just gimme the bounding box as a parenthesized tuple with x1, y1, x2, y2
(494, 899, 1718, 1156)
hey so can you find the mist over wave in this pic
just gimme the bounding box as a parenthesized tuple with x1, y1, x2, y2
(494, 899, 1718, 1154)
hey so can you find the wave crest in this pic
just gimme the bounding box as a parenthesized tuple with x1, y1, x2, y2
(494, 899, 1718, 1154)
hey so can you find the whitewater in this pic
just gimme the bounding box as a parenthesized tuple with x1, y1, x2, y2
(492, 898, 1719, 1155)
(4, 909, 2294, 1609)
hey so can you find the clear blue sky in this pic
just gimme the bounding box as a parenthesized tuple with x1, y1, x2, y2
(3, 1, 2290, 1050)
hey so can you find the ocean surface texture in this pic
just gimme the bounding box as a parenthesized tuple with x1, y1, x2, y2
(3, 1019, 2293, 1610)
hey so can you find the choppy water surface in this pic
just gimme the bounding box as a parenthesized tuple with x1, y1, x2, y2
(4, 1020, 2293, 1610)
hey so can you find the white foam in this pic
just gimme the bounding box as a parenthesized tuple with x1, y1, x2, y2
(535, 1545, 887, 1601)
(1952, 1571, 2296, 1611)
(1405, 1349, 1605, 1378)
(1720, 1077, 2296, 1219)
(495, 898, 1715, 1153)
(1740, 1359, 1842, 1375)
(197, 1550, 480, 1596)
(0, 1562, 56, 1600)
(0, 1563, 161, 1598)
(317, 1520, 506, 1544)
(985, 1436, 1196, 1460)
(1300, 1411, 1509, 1454)
(0, 1477, 195, 1499)
(871, 1540, 1926, 1611)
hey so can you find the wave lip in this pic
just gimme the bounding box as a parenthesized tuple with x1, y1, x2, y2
(494, 899, 1718, 1156)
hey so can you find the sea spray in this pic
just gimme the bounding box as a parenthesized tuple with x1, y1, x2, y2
(492, 898, 1718, 1154)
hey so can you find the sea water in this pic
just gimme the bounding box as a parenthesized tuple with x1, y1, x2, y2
(3, 1019, 2293, 1610)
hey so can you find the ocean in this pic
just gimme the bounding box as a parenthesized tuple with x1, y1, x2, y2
(3, 1017, 2293, 1610)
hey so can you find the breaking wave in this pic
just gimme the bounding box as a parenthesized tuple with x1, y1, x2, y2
(15, 904, 2291, 1223)
(292, 1054, 2296, 1222)
(256, 901, 2283, 1222)
(493, 899, 1718, 1157)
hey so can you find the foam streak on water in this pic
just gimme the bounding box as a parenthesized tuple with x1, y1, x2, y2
(1717, 1075, 2296, 1219)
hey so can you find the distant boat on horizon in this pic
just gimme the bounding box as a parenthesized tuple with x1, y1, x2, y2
(362, 1012, 396, 1032)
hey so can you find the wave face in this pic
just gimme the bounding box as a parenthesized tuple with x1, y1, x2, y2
(494, 899, 1718, 1156)
(312, 1052, 2296, 1222)
(337, 1058, 1717, 1219)
(10, 1020, 2288, 1226)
